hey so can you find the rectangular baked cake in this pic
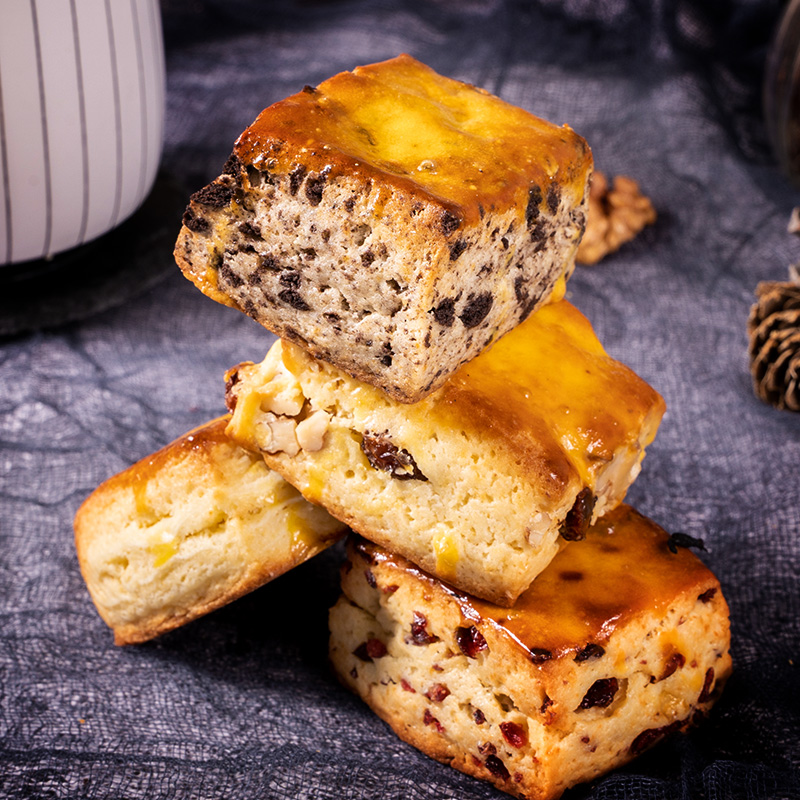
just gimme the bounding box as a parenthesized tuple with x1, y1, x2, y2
(224, 299, 665, 606)
(74, 417, 348, 644)
(329, 505, 732, 800)
(174, 54, 592, 403)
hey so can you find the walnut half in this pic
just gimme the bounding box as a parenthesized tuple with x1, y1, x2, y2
(577, 172, 656, 265)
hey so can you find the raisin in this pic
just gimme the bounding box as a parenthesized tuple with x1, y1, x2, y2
(432, 298, 456, 327)
(667, 532, 707, 554)
(440, 210, 461, 236)
(409, 612, 439, 645)
(473, 709, 486, 725)
(383, 584, 399, 595)
(423, 708, 445, 733)
(578, 678, 619, 709)
(455, 626, 488, 658)
(698, 667, 715, 702)
(353, 638, 387, 662)
(559, 488, 596, 541)
(182, 207, 210, 234)
(425, 683, 450, 703)
(224, 370, 240, 412)
(574, 643, 605, 663)
(460, 293, 493, 328)
(529, 648, 553, 664)
(360, 431, 427, 481)
(278, 288, 311, 311)
(540, 695, 553, 715)
(449, 239, 468, 261)
(478, 742, 496, 755)
(526, 186, 543, 228)
(653, 653, 686, 683)
(485, 754, 510, 781)
(698, 587, 717, 603)
(500, 721, 527, 748)
(364, 569, 377, 589)
(629, 720, 683, 756)
(353, 538, 376, 564)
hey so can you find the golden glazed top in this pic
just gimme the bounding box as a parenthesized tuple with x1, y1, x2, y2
(235, 54, 592, 226)
(366, 505, 720, 661)
(434, 299, 665, 496)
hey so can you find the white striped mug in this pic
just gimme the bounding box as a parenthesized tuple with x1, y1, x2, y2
(0, 0, 165, 266)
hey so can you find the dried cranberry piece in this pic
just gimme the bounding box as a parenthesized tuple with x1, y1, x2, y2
(361, 431, 427, 481)
(400, 679, 415, 693)
(409, 612, 439, 646)
(698, 667, 715, 702)
(456, 626, 488, 658)
(383, 584, 399, 595)
(578, 678, 619, 709)
(353, 638, 387, 662)
(425, 683, 450, 703)
(574, 643, 605, 663)
(485, 754, 510, 781)
(500, 722, 528, 748)
(423, 708, 445, 733)
(559, 488, 596, 541)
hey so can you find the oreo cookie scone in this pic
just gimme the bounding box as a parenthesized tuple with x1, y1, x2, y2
(329, 506, 732, 800)
(74, 417, 347, 644)
(224, 300, 665, 606)
(174, 54, 592, 403)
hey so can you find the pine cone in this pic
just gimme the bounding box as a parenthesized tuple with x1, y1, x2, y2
(747, 276, 800, 411)
(576, 172, 657, 265)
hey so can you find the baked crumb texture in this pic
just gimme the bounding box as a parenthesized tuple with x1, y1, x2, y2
(225, 300, 665, 606)
(174, 54, 592, 403)
(329, 506, 732, 800)
(74, 417, 347, 644)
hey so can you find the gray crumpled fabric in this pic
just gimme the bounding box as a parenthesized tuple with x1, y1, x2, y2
(1, 1, 799, 798)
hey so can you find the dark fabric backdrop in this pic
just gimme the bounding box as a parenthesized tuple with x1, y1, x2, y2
(1, 1, 799, 798)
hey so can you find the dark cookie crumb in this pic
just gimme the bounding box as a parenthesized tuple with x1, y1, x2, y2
(219, 262, 243, 288)
(289, 165, 307, 195)
(279, 270, 301, 288)
(440, 209, 461, 236)
(361, 249, 376, 267)
(182, 207, 210, 234)
(460, 293, 493, 328)
(239, 221, 261, 238)
(546, 183, 560, 215)
(432, 298, 456, 327)
(449, 239, 468, 261)
(222, 153, 241, 177)
(305, 168, 329, 206)
(191, 182, 233, 209)
(526, 185, 543, 229)
(278, 288, 311, 311)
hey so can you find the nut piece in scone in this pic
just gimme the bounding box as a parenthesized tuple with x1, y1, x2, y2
(174, 54, 593, 403)
(329, 505, 732, 800)
(225, 299, 665, 606)
(74, 417, 348, 644)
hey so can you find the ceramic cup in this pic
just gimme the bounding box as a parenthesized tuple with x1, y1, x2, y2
(0, 0, 165, 266)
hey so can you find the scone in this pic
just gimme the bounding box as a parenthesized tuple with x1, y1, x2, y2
(225, 299, 665, 605)
(329, 505, 732, 800)
(74, 417, 348, 644)
(174, 54, 593, 403)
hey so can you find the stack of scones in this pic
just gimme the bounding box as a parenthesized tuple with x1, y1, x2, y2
(76, 56, 731, 800)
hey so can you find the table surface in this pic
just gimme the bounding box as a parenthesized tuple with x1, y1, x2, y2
(2, 1, 799, 798)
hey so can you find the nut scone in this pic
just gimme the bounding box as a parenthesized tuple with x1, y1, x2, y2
(175, 54, 592, 403)
(329, 505, 732, 800)
(74, 417, 347, 644)
(225, 299, 665, 605)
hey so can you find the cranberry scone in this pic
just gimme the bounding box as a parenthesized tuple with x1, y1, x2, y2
(225, 300, 665, 606)
(329, 505, 732, 800)
(74, 417, 347, 644)
(174, 54, 592, 403)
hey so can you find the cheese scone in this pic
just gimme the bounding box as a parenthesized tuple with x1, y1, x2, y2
(74, 417, 347, 644)
(225, 300, 665, 605)
(329, 506, 732, 800)
(175, 54, 592, 403)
